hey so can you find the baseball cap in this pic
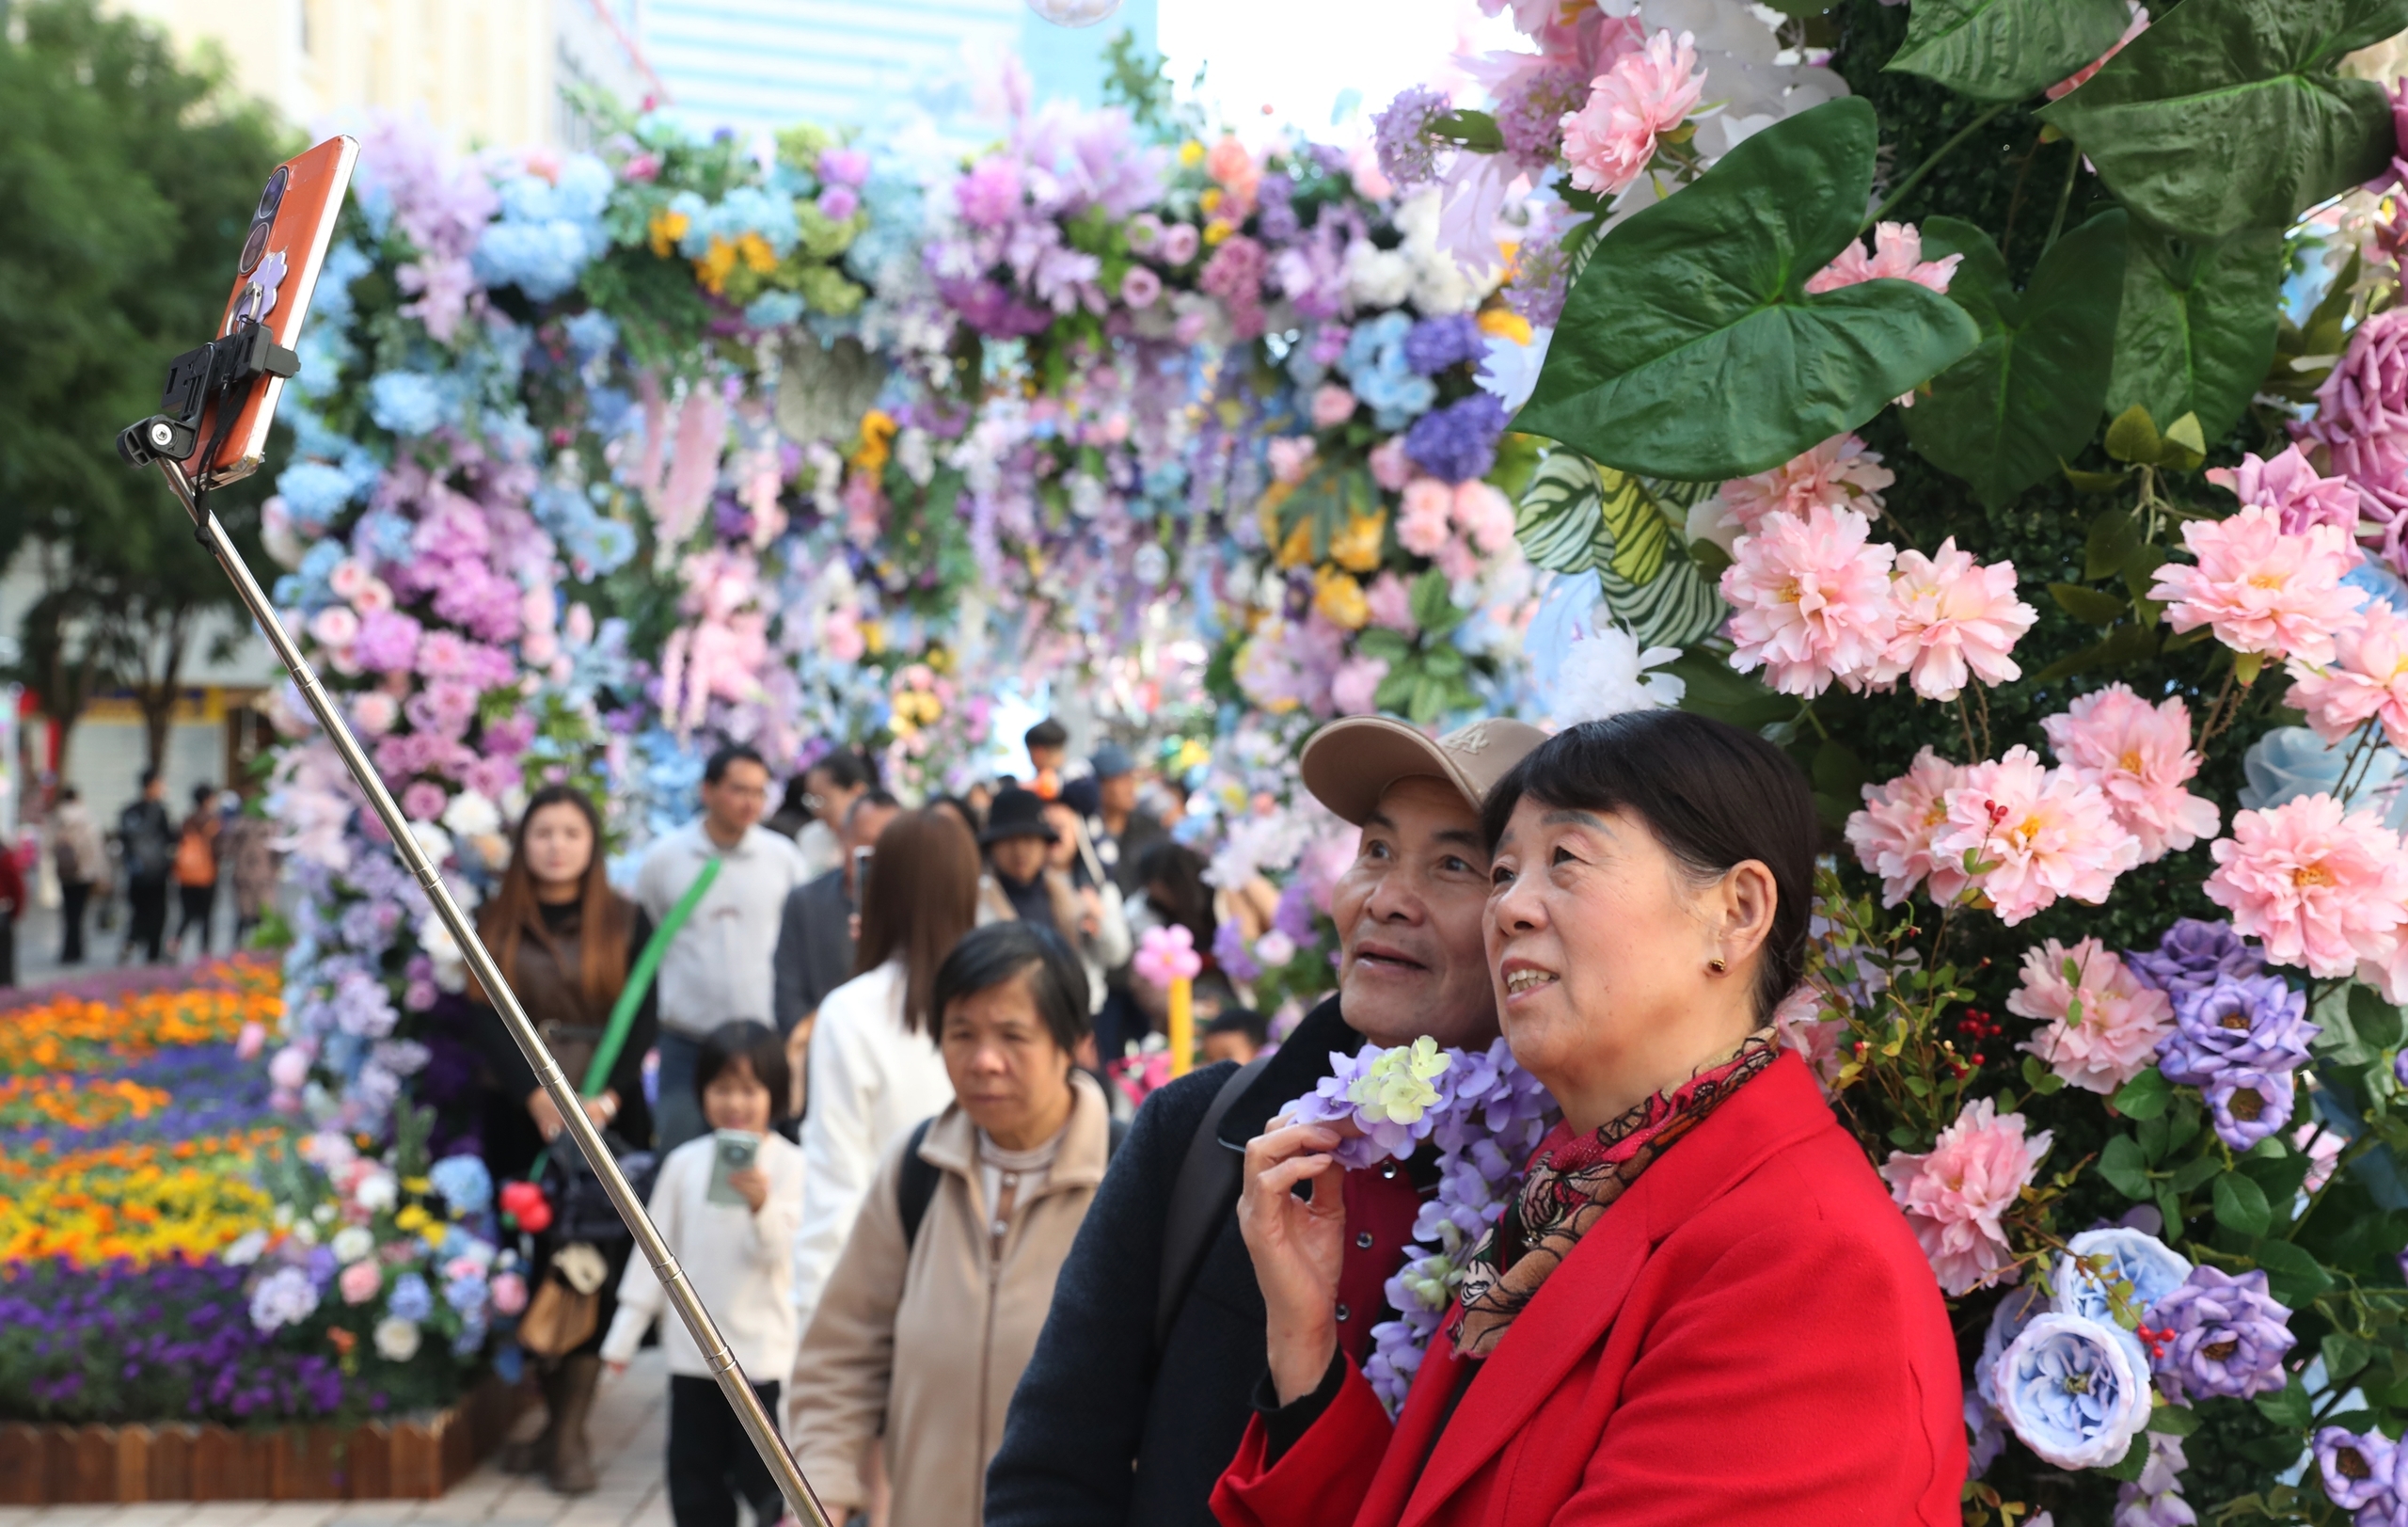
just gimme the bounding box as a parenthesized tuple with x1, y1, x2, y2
(1090, 742, 1135, 780)
(1299, 716, 1547, 825)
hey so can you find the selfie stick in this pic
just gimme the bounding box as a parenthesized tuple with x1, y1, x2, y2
(119, 409, 835, 1527)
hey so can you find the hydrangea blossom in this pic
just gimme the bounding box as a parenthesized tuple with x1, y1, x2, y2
(1881, 1097, 2052, 1295)
(2148, 506, 2366, 667)
(2204, 796, 2408, 978)
(2041, 686, 2220, 862)
(1885, 538, 2036, 701)
(1720, 504, 1901, 696)
(2008, 939, 2174, 1094)
(247, 1265, 322, 1332)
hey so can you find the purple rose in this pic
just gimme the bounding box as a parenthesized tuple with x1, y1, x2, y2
(2156, 973, 2316, 1085)
(2317, 1426, 2397, 1512)
(2128, 918, 2263, 996)
(2149, 1265, 2295, 1404)
(2305, 305, 2408, 564)
(2204, 1066, 2297, 1150)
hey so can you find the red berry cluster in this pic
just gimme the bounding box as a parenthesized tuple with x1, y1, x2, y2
(2135, 1323, 2176, 1361)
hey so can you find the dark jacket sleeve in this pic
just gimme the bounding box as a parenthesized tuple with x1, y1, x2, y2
(611, 909, 658, 1135)
(984, 1061, 1236, 1527)
(772, 883, 812, 1036)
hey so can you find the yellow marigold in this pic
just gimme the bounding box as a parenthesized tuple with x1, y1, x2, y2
(394, 1203, 433, 1233)
(737, 231, 779, 274)
(694, 236, 738, 294)
(1328, 510, 1388, 574)
(648, 209, 691, 259)
(1315, 569, 1370, 630)
(852, 408, 898, 474)
(1179, 139, 1206, 167)
(1478, 308, 1535, 345)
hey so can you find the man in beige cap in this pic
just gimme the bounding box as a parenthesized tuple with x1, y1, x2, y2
(986, 714, 1545, 1527)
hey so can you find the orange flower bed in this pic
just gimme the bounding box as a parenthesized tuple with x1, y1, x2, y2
(0, 954, 279, 1076)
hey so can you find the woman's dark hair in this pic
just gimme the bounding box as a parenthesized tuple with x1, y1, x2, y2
(854, 807, 983, 1034)
(810, 747, 874, 791)
(694, 1019, 790, 1112)
(1135, 840, 1216, 952)
(930, 921, 1093, 1056)
(476, 784, 631, 1013)
(1481, 711, 1816, 1020)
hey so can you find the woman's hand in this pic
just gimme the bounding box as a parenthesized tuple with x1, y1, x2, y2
(1237, 1118, 1351, 1406)
(526, 1089, 618, 1142)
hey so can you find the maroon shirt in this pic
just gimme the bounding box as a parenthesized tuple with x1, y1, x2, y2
(1334, 1157, 1427, 1362)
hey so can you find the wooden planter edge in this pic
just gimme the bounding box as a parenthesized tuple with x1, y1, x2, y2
(0, 1372, 526, 1503)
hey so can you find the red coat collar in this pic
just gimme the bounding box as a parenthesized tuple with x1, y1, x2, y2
(1399, 1053, 1839, 1522)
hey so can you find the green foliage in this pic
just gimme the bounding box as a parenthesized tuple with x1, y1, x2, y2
(2106, 224, 2287, 443)
(1886, 0, 2134, 103)
(2036, 0, 2408, 238)
(1519, 98, 1981, 480)
(1513, 453, 1722, 648)
(1906, 209, 2129, 506)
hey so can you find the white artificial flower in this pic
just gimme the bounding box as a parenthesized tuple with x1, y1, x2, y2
(1345, 240, 1415, 310)
(1025, 0, 1122, 26)
(1476, 327, 1554, 415)
(417, 913, 467, 993)
(373, 1316, 423, 1362)
(354, 1169, 399, 1214)
(1551, 628, 1687, 725)
(405, 819, 453, 867)
(220, 1230, 270, 1267)
(331, 1226, 376, 1264)
(440, 789, 501, 839)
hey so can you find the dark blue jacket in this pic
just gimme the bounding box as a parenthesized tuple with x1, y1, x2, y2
(983, 997, 1357, 1527)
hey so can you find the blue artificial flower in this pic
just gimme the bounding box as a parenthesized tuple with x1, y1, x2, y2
(1992, 1312, 2151, 1470)
(474, 220, 591, 303)
(428, 1154, 492, 1217)
(387, 1271, 435, 1324)
(2052, 1228, 2192, 1378)
(366, 371, 450, 437)
(744, 291, 807, 330)
(562, 310, 619, 365)
(308, 241, 375, 332)
(2126, 918, 2261, 997)
(2346, 555, 2408, 615)
(275, 462, 358, 533)
(1403, 393, 1509, 484)
(2239, 724, 2408, 829)
(1403, 315, 1483, 376)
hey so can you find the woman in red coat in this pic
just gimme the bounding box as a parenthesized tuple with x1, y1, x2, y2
(1216, 711, 1965, 1527)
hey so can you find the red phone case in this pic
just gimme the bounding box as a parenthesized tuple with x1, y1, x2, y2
(196, 135, 360, 487)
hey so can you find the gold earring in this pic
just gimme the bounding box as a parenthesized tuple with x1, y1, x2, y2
(1708, 957, 1728, 974)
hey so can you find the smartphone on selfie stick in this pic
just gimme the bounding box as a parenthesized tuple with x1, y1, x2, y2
(113, 135, 834, 1527)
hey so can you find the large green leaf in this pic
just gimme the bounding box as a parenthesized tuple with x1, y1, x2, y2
(1513, 453, 1726, 647)
(1517, 98, 1982, 481)
(1904, 211, 2128, 507)
(2036, 0, 2408, 238)
(1514, 453, 1605, 573)
(1887, 0, 2135, 103)
(2105, 223, 2285, 442)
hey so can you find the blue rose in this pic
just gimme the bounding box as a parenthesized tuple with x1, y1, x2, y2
(2239, 725, 2408, 830)
(1993, 1312, 2151, 1470)
(2052, 1228, 2192, 1378)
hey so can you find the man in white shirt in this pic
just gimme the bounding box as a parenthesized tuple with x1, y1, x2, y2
(636, 744, 813, 1153)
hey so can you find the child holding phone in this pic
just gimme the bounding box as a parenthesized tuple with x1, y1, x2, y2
(601, 1020, 802, 1527)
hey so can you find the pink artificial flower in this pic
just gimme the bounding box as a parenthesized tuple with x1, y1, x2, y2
(400, 780, 450, 823)
(1880, 1098, 2052, 1296)
(1886, 538, 2036, 701)
(1267, 436, 1318, 485)
(1804, 222, 1963, 296)
(1771, 984, 1846, 1088)
(1330, 656, 1389, 716)
(1311, 384, 1358, 428)
(489, 1270, 529, 1316)
(2295, 1123, 2346, 1194)
(2039, 685, 2220, 861)
(1931, 746, 2142, 925)
(1369, 437, 1415, 492)
(1133, 923, 1205, 987)
(1846, 748, 1970, 906)
(1716, 433, 1893, 534)
(1363, 571, 1418, 634)
(2305, 307, 2408, 560)
(1119, 265, 1164, 310)
(350, 692, 400, 738)
(1719, 504, 1901, 696)
(1451, 481, 1518, 555)
(1206, 135, 1262, 214)
(338, 1260, 383, 1306)
(619, 151, 661, 183)
(309, 606, 360, 651)
(955, 156, 1022, 229)
(1397, 478, 1456, 557)
(2149, 505, 2365, 666)
(2045, 6, 2149, 101)
(2007, 938, 2174, 1094)
(2206, 795, 2408, 978)
(235, 1022, 267, 1061)
(1159, 223, 1201, 266)
(2288, 596, 2408, 752)
(1560, 28, 1705, 197)
(2206, 444, 2361, 537)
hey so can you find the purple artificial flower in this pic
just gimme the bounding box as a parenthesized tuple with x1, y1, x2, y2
(2156, 973, 2316, 1085)
(2304, 306, 2408, 567)
(955, 157, 1023, 230)
(1494, 64, 1589, 173)
(1372, 85, 1450, 188)
(1403, 315, 1485, 376)
(1272, 881, 1320, 944)
(1256, 172, 1300, 244)
(817, 146, 871, 187)
(2316, 1426, 2397, 1512)
(2204, 1066, 2297, 1150)
(2114, 1432, 2192, 1526)
(1212, 918, 1262, 984)
(348, 609, 423, 675)
(1403, 393, 1509, 484)
(816, 184, 860, 223)
(2128, 918, 2263, 997)
(2149, 1265, 2296, 1405)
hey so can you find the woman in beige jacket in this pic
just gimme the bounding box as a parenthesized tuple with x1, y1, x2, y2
(787, 919, 1116, 1527)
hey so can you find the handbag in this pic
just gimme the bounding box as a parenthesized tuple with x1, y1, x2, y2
(517, 1243, 613, 1358)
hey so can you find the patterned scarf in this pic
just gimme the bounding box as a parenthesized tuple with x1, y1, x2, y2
(1450, 1028, 1780, 1360)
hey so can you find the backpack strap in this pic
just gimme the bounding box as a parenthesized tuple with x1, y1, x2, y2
(896, 1117, 942, 1251)
(1154, 1051, 1276, 1352)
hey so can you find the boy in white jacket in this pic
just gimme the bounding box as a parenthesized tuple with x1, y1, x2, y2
(603, 1021, 803, 1527)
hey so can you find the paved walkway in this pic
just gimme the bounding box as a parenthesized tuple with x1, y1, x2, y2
(0, 1352, 695, 1527)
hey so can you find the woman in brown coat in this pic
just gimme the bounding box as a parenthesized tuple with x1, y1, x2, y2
(787, 920, 1115, 1527)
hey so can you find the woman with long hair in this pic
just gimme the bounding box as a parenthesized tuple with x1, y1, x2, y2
(1217, 712, 1964, 1527)
(788, 806, 983, 1341)
(467, 784, 656, 1497)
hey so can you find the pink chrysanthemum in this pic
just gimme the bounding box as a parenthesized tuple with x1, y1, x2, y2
(1846, 748, 1971, 907)
(1880, 1098, 2052, 1296)
(1560, 28, 1705, 197)
(1771, 984, 1846, 1089)
(1803, 221, 1963, 296)
(1715, 433, 1894, 535)
(2207, 796, 2408, 978)
(1396, 478, 1454, 557)
(2039, 685, 2220, 862)
(1931, 746, 2142, 925)
(2205, 444, 2361, 537)
(2289, 596, 2408, 753)
(2148, 505, 2366, 666)
(1719, 504, 1900, 696)
(1886, 537, 2036, 701)
(2007, 937, 2175, 1095)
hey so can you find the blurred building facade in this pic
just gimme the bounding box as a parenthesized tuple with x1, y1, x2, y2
(103, 0, 661, 149)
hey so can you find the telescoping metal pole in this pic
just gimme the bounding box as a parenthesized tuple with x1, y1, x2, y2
(141, 453, 834, 1527)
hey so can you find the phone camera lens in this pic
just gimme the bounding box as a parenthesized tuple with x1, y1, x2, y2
(255, 166, 289, 223)
(237, 221, 270, 277)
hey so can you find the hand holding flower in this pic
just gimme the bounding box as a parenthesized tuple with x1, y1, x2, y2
(1238, 1116, 1356, 1405)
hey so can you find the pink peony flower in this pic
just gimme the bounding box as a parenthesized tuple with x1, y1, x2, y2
(1451, 481, 1518, 555)
(1771, 984, 1846, 1088)
(2288, 596, 2408, 752)
(2039, 685, 2220, 861)
(350, 692, 400, 738)
(1397, 478, 1456, 557)
(2206, 444, 2360, 537)
(2045, 5, 2149, 100)
(2206, 795, 2408, 978)
(1369, 437, 1414, 492)
(489, 1270, 529, 1316)
(1719, 504, 1901, 696)
(1715, 433, 1893, 534)
(338, 1260, 383, 1305)
(1880, 1098, 2052, 1296)
(401, 780, 450, 822)
(1560, 28, 1705, 197)
(1931, 746, 2142, 925)
(2150, 505, 2365, 667)
(309, 606, 360, 651)
(1311, 384, 1358, 428)
(1267, 437, 1318, 485)
(1804, 221, 1963, 295)
(1331, 656, 1389, 715)
(1119, 265, 1164, 310)
(1363, 571, 1418, 634)
(1886, 538, 2036, 700)
(1846, 747, 1970, 906)
(2007, 938, 2174, 1094)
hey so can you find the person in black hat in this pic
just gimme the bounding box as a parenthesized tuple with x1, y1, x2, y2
(978, 787, 1127, 1012)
